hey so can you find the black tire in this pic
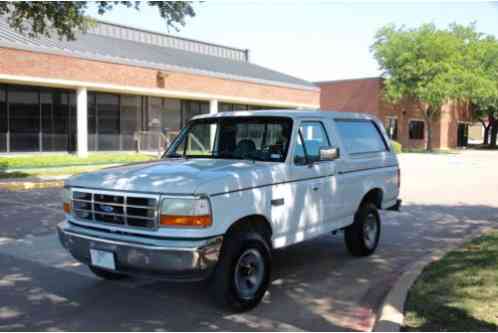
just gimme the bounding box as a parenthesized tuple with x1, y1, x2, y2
(211, 230, 271, 312)
(89, 266, 128, 280)
(344, 202, 381, 257)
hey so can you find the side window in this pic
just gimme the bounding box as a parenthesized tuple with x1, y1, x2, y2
(294, 121, 331, 165)
(335, 120, 388, 155)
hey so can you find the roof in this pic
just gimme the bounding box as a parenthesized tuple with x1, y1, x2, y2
(194, 109, 378, 121)
(314, 77, 382, 85)
(0, 17, 317, 91)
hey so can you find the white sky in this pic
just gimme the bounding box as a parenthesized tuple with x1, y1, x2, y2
(88, 1, 498, 83)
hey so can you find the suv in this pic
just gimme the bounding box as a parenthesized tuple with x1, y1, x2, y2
(58, 110, 401, 310)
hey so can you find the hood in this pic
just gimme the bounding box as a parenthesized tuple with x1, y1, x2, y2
(66, 158, 285, 195)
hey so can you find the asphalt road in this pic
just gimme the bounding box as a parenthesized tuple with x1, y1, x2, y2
(0, 150, 497, 331)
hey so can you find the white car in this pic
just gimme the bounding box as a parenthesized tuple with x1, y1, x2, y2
(58, 110, 401, 310)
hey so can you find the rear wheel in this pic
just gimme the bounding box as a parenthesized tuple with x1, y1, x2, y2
(344, 202, 381, 256)
(211, 230, 271, 311)
(88, 266, 128, 280)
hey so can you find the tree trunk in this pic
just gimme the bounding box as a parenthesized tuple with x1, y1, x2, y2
(426, 120, 433, 152)
(490, 116, 498, 149)
(483, 125, 490, 145)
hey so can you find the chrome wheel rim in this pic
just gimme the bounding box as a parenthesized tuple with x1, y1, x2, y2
(234, 248, 265, 300)
(363, 213, 378, 249)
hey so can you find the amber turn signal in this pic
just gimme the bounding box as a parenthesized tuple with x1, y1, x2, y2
(63, 202, 71, 214)
(160, 215, 212, 228)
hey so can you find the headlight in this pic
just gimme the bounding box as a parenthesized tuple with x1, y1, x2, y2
(63, 187, 72, 214)
(159, 197, 212, 228)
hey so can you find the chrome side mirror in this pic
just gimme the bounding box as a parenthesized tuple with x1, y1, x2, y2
(319, 147, 340, 161)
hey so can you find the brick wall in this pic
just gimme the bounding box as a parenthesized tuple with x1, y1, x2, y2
(0, 48, 319, 106)
(317, 78, 472, 149)
(318, 78, 381, 116)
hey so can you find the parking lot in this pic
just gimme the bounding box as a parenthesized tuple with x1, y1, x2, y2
(0, 150, 497, 331)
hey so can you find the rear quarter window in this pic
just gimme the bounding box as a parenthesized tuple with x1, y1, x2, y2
(335, 119, 388, 155)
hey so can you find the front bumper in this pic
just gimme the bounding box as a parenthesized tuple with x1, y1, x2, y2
(57, 221, 223, 281)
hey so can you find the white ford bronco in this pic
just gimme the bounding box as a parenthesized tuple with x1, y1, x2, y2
(58, 110, 401, 310)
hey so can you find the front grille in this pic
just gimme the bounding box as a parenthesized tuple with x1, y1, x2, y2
(71, 189, 159, 229)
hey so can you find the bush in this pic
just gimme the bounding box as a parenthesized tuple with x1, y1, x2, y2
(390, 140, 402, 154)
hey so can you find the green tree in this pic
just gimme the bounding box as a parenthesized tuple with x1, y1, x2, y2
(372, 23, 469, 151)
(464, 35, 498, 147)
(0, 2, 196, 40)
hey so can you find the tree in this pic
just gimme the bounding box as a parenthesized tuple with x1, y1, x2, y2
(372, 23, 470, 151)
(0, 2, 196, 40)
(451, 24, 498, 147)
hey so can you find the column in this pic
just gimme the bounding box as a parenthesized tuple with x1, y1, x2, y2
(209, 99, 218, 115)
(209, 99, 218, 148)
(76, 87, 88, 157)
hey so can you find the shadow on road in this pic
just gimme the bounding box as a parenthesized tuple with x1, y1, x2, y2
(0, 202, 497, 331)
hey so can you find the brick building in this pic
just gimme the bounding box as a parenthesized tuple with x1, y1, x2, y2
(316, 77, 472, 149)
(0, 18, 319, 156)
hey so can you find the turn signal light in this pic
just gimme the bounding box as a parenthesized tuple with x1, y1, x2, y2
(63, 202, 71, 214)
(160, 215, 212, 228)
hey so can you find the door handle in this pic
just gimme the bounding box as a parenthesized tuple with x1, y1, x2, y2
(312, 185, 320, 191)
(271, 198, 285, 206)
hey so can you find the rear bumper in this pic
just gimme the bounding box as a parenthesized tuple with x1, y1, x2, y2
(57, 221, 223, 281)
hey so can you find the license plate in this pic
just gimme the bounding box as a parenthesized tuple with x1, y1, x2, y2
(90, 249, 116, 270)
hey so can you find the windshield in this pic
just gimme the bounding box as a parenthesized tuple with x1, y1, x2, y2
(165, 116, 293, 162)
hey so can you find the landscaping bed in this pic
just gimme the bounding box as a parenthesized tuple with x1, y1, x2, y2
(403, 231, 498, 331)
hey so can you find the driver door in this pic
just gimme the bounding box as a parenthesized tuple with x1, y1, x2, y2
(287, 120, 338, 238)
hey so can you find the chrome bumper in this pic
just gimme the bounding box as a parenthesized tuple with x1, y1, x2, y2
(57, 221, 223, 281)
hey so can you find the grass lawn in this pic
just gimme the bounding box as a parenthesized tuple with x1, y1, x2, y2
(0, 153, 157, 179)
(402, 148, 459, 154)
(403, 231, 498, 331)
(0, 165, 118, 179)
(0, 153, 156, 169)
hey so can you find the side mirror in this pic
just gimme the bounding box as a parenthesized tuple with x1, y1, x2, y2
(319, 147, 340, 161)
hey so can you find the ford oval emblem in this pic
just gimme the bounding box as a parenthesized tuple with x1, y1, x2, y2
(100, 205, 114, 213)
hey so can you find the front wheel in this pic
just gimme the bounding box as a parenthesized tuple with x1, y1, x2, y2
(344, 202, 381, 256)
(211, 230, 271, 311)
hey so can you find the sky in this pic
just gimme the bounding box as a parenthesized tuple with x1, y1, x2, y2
(87, 1, 498, 83)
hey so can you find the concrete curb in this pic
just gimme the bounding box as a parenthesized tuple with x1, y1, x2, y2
(373, 226, 494, 332)
(0, 180, 64, 191)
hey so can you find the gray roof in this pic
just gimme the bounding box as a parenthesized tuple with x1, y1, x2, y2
(0, 18, 317, 91)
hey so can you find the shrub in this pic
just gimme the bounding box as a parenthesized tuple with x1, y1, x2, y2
(390, 140, 402, 154)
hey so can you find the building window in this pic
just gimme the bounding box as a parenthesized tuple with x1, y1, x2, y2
(219, 102, 234, 112)
(0, 85, 6, 152)
(181, 100, 209, 126)
(8, 85, 40, 152)
(161, 98, 181, 137)
(409, 120, 425, 140)
(121, 95, 141, 150)
(457, 123, 469, 147)
(385, 117, 398, 140)
(0, 84, 76, 153)
(96, 93, 120, 150)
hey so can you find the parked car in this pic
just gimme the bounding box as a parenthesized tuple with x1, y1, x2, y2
(58, 110, 401, 310)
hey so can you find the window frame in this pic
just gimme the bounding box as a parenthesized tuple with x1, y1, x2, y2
(166, 116, 294, 162)
(293, 120, 332, 166)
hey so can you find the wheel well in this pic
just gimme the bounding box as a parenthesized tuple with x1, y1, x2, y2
(361, 188, 383, 209)
(225, 215, 273, 245)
